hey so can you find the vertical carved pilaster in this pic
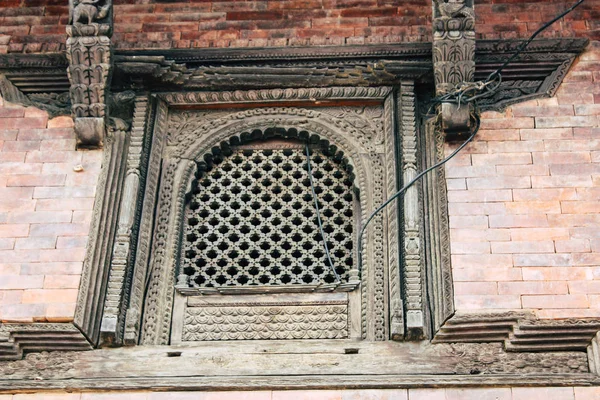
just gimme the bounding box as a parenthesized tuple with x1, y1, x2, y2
(66, 0, 113, 147)
(399, 82, 425, 339)
(432, 0, 475, 137)
(100, 97, 150, 347)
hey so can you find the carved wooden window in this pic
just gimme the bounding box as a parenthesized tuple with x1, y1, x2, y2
(179, 139, 359, 293)
(87, 86, 453, 347)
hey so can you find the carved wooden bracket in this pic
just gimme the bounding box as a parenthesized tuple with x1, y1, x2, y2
(66, 0, 113, 148)
(432, 0, 476, 140)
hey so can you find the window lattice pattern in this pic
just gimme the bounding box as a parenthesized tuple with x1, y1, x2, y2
(182, 146, 355, 289)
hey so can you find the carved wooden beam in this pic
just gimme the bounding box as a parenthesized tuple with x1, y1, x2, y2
(66, 0, 113, 148)
(432, 0, 476, 139)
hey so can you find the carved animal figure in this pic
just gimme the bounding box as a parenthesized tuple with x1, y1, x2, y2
(436, 0, 475, 18)
(69, 0, 111, 25)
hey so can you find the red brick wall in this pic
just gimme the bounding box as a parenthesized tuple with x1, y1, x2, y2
(449, 42, 600, 319)
(0, 0, 598, 53)
(0, 97, 101, 323)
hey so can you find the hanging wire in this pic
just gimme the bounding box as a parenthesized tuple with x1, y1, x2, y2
(305, 143, 341, 283)
(356, 0, 585, 272)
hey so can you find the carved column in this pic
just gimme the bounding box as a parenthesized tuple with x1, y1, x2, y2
(66, 0, 113, 147)
(432, 0, 475, 138)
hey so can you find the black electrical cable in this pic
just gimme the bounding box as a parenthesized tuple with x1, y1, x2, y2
(356, 0, 585, 272)
(305, 143, 341, 283)
(487, 0, 585, 83)
(357, 113, 481, 268)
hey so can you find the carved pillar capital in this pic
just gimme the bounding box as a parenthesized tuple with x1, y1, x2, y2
(66, 0, 113, 148)
(432, 0, 475, 139)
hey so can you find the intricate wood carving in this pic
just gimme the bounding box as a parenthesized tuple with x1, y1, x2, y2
(432, 0, 476, 138)
(138, 87, 399, 345)
(66, 0, 113, 148)
(99, 96, 150, 347)
(0, 340, 592, 390)
(74, 124, 127, 346)
(399, 81, 425, 340)
(0, 323, 91, 361)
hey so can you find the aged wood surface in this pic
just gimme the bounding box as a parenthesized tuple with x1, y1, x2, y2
(0, 339, 597, 391)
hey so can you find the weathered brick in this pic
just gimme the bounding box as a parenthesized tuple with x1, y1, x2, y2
(522, 294, 589, 309)
(522, 267, 593, 281)
(487, 140, 544, 153)
(450, 242, 491, 254)
(14, 236, 56, 250)
(449, 228, 511, 242)
(548, 214, 600, 227)
(492, 241, 555, 254)
(513, 253, 572, 267)
(532, 175, 593, 188)
(40, 248, 86, 263)
(454, 282, 497, 295)
(455, 294, 521, 310)
(33, 186, 95, 198)
(532, 151, 591, 164)
(451, 254, 513, 269)
(0, 275, 43, 290)
(555, 239, 591, 253)
(29, 223, 90, 237)
(1, 303, 46, 322)
(445, 388, 511, 400)
(6, 174, 65, 187)
(466, 176, 531, 190)
(22, 288, 78, 304)
(447, 190, 512, 203)
(0, 224, 29, 238)
(513, 188, 577, 203)
(8, 211, 72, 224)
(489, 214, 548, 228)
(448, 202, 506, 216)
(520, 128, 573, 140)
(453, 267, 522, 282)
(498, 281, 568, 295)
(47, 116, 74, 128)
(495, 164, 548, 176)
(471, 153, 532, 166)
(505, 201, 561, 214)
(2, 140, 40, 152)
(544, 139, 600, 152)
(512, 387, 574, 400)
(449, 216, 488, 229)
(56, 236, 87, 249)
(513, 105, 574, 117)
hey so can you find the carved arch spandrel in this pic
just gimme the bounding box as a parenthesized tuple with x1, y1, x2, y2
(138, 88, 403, 345)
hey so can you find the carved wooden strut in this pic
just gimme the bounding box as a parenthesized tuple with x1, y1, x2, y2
(66, 0, 113, 147)
(432, 0, 476, 138)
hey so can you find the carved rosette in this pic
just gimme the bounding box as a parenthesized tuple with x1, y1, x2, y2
(66, 0, 113, 148)
(432, 0, 475, 136)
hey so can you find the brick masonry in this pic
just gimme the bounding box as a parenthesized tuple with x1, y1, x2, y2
(0, 96, 101, 323)
(449, 42, 600, 319)
(0, 387, 598, 399)
(0, 0, 599, 53)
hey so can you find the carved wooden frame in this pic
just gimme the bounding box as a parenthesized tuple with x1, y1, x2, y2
(132, 86, 422, 345)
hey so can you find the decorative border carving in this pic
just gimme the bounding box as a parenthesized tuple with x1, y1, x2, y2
(0, 323, 91, 361)
(138, 87, 399, 344)
(99, 96, 150, 346)
(74, 125, 127, 346)
(421, 115, 455, 335)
